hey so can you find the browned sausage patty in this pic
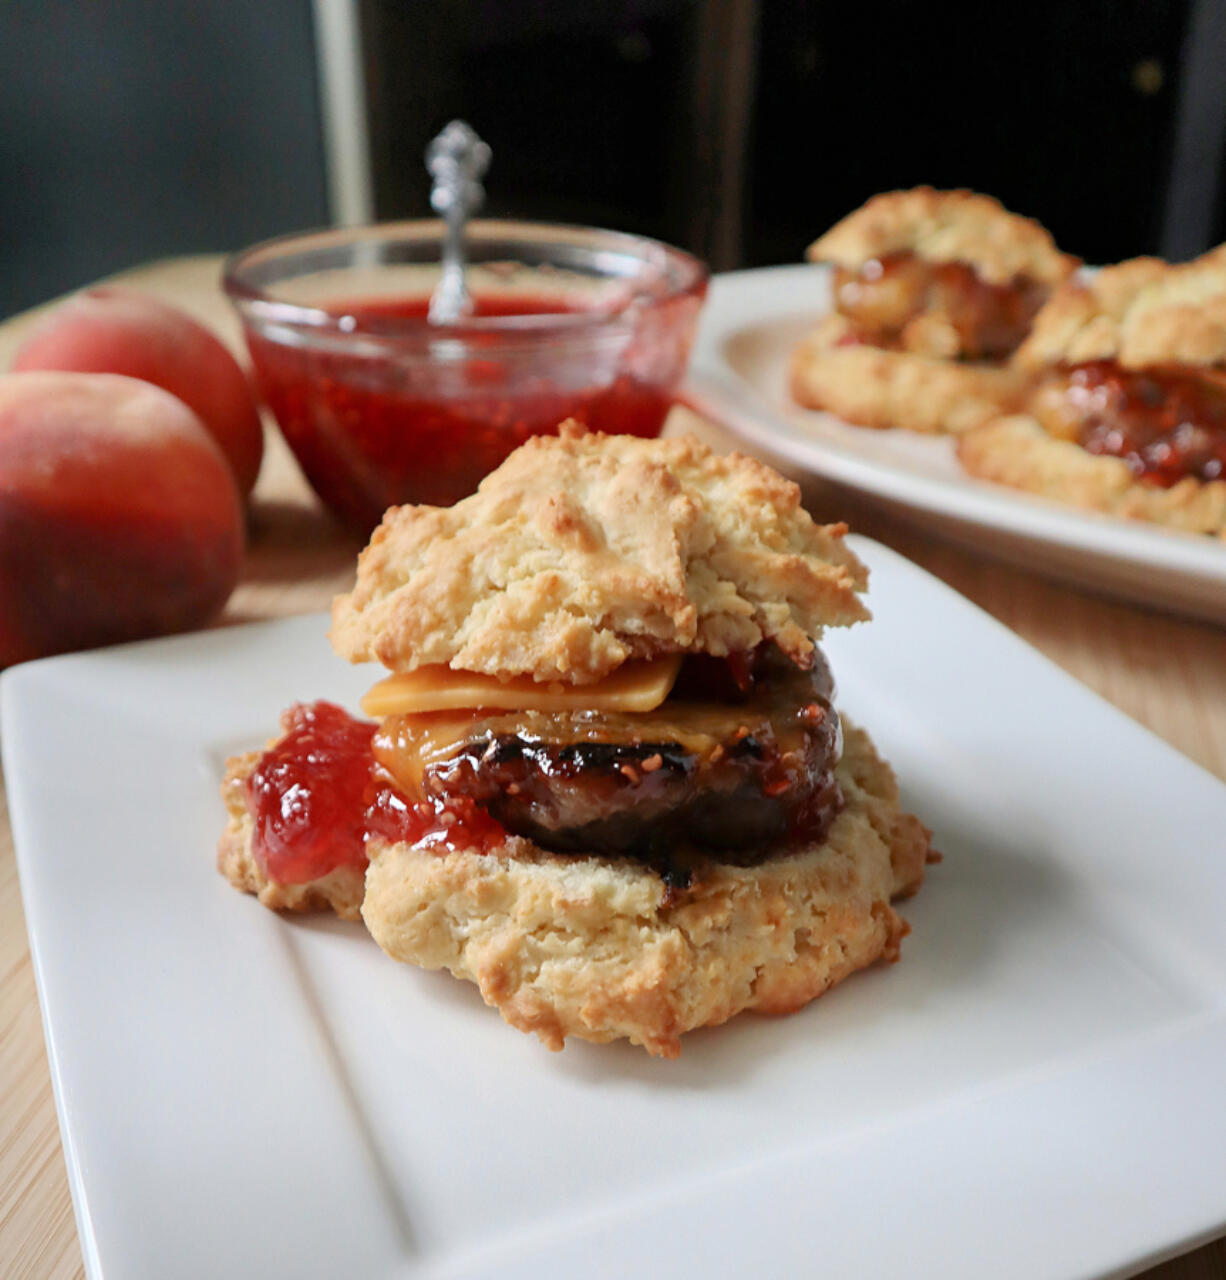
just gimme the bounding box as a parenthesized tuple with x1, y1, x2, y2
(374, 648, 843, 877)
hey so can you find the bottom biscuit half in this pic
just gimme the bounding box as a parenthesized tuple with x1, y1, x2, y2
(957, 414, 1226, 538)
(790, 313, 1025, 435)
(217, 720, 932, 1057)
(360, 721, 932, 1058)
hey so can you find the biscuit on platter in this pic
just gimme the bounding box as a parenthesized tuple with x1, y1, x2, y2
(1015, 245, 1226, 371)
(808, 186, 1077, 288)
(957, 414, 1226, 539)
(960, 247, 1226, 531)
(793, 189, 1075, 433)
(790, 313, 1027, 435)
(219, 426, 934, 1056)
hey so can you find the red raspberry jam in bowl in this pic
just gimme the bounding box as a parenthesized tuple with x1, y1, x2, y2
(224, 220, 708, 533)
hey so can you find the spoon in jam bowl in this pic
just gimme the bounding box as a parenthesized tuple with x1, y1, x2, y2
(224, 218, 708, 533)
(426, 120, 491, 325)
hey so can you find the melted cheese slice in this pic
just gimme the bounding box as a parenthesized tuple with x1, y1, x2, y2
(360, 655, 683, 718)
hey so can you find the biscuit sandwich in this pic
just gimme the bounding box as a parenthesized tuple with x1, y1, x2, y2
(792, 187, 1079, 434)
(958, 247, 1226, 536)
(219, 425, 933, 1056)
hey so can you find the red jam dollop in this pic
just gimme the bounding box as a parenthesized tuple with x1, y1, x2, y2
(246, 701, 506, 884)
(245, 292, 690, 534)
(1061, 361, 1226, 486)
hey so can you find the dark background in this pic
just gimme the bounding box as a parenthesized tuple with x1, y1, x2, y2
(0, 0, 328, 317)
(5, 0, 1225, 317)
(363, 0, 1221, 268)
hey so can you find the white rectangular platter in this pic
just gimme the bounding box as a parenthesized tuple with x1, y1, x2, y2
(4, 538, 1226, 1280)
(683, 266, 1226, 624)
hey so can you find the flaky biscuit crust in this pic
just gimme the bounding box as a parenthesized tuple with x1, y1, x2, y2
(330, 425, 869, 681)
(360, 721, 932, 1058)
(957, 415, 1226, 538)
(1016, 246, 1226, 370)
(216, 751, 366, 920)
(807, 188, 1077, 286)
(790, 314, 1027, 435)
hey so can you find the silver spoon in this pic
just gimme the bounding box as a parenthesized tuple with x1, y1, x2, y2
(426, 120, 492, 324)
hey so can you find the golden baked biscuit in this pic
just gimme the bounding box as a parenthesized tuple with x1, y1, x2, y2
(360, 721, 931, 1058)
(808, 187, 1077, 287)
(331, 423, 869, 682)
(218, 428, 934, 1058)
(961, 247, 1226, 529)
(1014, 245, 1226, 371)
(957, 415, 1226, 538)
(794, 189, 1075, 433)
(790, 313, 1027, 435)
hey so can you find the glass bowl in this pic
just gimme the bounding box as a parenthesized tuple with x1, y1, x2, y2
(223, 220, 709, 533)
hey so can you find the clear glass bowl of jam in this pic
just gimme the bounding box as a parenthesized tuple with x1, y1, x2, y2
(223, 220, 709, 533)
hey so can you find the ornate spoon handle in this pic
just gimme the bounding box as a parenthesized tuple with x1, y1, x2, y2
(426, 120, 492, 324)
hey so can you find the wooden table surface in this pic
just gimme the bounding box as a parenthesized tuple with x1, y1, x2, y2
(2, 257, 1224, 1280)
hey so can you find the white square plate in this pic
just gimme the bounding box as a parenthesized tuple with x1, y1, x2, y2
(5, 538, 1226, 1280)
(683, 266, 1226, 624)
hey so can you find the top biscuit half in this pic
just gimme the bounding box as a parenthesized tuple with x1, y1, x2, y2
(330, 424, 869, 682)
(807, 187, 1078, 287)
(1014, 244, 1226, 371)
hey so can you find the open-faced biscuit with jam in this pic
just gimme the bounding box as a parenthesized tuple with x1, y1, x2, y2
(957, 248, 1226, 537)
(791, 187, 1078, 434)
(218, 424, 934, 1056)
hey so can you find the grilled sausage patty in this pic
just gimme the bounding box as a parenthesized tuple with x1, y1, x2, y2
(374, 647, 843, 874)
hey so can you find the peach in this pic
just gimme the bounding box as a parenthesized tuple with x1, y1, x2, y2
(0, 372, 244, 666)
(12, 288, 264, 496)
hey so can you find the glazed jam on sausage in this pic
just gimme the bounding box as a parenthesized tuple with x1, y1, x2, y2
(374, 647, 844, 886)
(246, 647, 846, 890)
(832, 251, 1048, 360)
(1031, 360, 1226, 486)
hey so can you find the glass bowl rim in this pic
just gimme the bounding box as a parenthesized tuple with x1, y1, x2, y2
(222, 218, 709, 337)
